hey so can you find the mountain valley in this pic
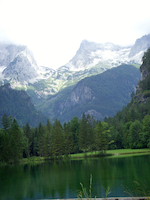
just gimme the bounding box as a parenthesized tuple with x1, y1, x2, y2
(0, 34, 150, 123)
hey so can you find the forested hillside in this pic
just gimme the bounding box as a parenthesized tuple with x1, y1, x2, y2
(39, 64, 141, 122)
(105, 48, 150, 149)
(0, 84, 47, 127)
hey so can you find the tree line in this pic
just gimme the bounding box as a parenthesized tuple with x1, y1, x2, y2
(0, 109, 150, 164)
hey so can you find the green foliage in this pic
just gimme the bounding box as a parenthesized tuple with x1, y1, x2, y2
(77, 174, 93, 200)
(1, 113, 12, 130)
(79, 113, 89, 155)
(129, 120, 142, 149)
(95, 121, 109, 152)
(0, 114, 24, 163)
(64, 122, 74, 155)
(70, 116, 80, 153)
(52, 119, 65, 159)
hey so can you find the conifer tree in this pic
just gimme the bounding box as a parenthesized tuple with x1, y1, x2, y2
(9, 119, 23, 162)
(53, 119, 64, 159)
(70, 116, 80, 153)
(64, 122, 74, 156)
(79, 113, 89, 155)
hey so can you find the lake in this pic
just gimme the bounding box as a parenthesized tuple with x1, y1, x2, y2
(0, 154, 150, 200)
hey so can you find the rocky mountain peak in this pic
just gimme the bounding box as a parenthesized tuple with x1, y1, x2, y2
(2, 45, 39, 83)
(129, 34, 150, 58)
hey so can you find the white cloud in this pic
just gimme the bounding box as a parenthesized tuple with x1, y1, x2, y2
(0, 0, 150, 69)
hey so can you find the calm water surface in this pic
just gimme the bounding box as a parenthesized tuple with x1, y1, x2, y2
(0, 154, 150, 200)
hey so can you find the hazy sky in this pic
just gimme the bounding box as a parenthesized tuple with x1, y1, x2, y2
(0, 0, 150, 69)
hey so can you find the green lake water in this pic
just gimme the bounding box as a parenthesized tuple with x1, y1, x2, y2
(0, 154, 150, 200)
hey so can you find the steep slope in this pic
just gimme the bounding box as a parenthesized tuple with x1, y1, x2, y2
(134, 47, 150, 103)
(38, 64, 141, 122)
(0, 83, 47, 127)
(129, 34, 150, 58)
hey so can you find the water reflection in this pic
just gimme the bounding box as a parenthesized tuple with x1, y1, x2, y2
(0, 154, 150, 200)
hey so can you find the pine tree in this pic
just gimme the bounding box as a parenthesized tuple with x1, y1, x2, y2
(43, 121, 53, 158)
(37, 122, 45, 157)
(64, 122, 74, 156)
(70, 116, 80, 153)
(9, 119, 23, 162)
(52, 119, 64, 159)
(95, 121, 109, 153)
(79, 113, 89, 155)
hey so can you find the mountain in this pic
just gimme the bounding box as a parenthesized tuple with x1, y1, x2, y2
(0, 34, 149, 106)
(38, 64, 141, 122)
(66, 40, 132, 71)
(0, 83, 47, 127)
(0, 33, 150, 123)
(129, 34, 150, 58)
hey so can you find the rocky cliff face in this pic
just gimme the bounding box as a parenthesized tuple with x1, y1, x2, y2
(60, 84, 94, 110)
(2, 45, 39, 84)
(135, 48, 150, 103)
(0, 43, 26, 66)
(129, 34, 150, 58)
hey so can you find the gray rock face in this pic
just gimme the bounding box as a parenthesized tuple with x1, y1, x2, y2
(2, 45, 38, 83)
(85, 109, 103, 119)
(0, 43, 26, 66)
(66, 40, 130, 70)
(129, 34, 150, 58)
(60, 84, 94, 111)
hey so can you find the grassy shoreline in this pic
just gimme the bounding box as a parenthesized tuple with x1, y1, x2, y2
(1, 148, 150, 166)
(70, 148, 150, 159)
(22, 148, 150, 163)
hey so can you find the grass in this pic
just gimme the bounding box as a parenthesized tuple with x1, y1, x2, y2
(107, 148, 150, 154)
(70, 148, 150, 160)
(19, 156, 46, 165)
(2, 148, 149, 166)
(123, 180, 150, 198)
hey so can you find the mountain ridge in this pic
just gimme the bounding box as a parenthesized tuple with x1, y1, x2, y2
(0, 33, 150, 122)
(38, 64, 141, 122)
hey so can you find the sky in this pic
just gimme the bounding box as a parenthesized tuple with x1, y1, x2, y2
(0, 0, 150, 69)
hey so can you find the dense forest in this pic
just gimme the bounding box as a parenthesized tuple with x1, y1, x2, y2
(0, 48, 150, 164)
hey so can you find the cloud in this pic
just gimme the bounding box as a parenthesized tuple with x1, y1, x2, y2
(0, 0, 150, 69)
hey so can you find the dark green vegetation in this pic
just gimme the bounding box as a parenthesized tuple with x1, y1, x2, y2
(38, 64, 141, 122)
(0, 83, 47, 127)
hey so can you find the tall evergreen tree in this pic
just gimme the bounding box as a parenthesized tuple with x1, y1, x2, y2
(64, 122, 74, 156)
(79, 113, 89, 155)
(23, 122, 32, 157)
(95, 121, 109, 153)
(37, 122, 45, 157)
(142, 114, 150, 148)
(53, 119, 64, 159)
(129, 120, 142, 149)
(43, 120, 53, 158)
(70, 116, 80, 153)
(9, 119, 23, 162)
